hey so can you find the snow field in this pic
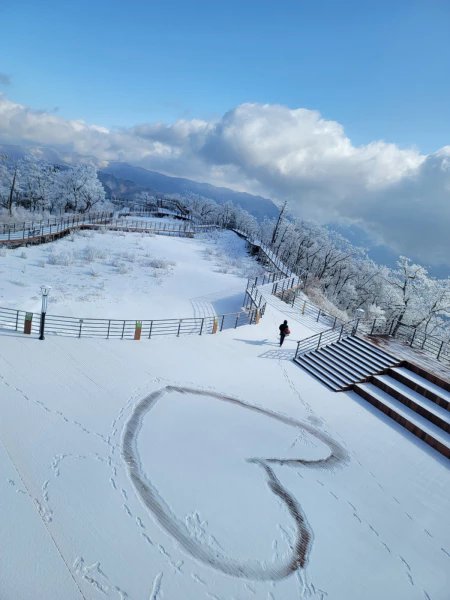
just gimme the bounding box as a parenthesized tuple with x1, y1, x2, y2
(0, 226, 264, 319)
(0, 227, 449, 600)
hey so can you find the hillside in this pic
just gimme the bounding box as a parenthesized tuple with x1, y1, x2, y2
(102, 161, 280, 220)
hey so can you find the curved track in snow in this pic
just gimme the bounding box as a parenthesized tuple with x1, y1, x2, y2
(122, 385, 348, 581)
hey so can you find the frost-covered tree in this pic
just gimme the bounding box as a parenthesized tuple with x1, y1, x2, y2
(20, 155, 57, 212)
(0, 155, 21, 215)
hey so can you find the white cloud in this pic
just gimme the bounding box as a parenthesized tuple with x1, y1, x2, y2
(0, 94, 449, 266)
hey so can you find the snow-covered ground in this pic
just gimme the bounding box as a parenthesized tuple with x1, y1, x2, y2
(0, 227, 263, 319)
(0, 228, 449, 600)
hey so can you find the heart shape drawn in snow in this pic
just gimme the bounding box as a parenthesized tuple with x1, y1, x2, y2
(122, 386, 348, 582)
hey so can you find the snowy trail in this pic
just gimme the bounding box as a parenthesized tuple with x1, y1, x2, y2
(257, 281, 332, 339)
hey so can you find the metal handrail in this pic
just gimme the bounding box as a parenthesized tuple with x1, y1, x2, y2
(294, 321, 356, 358)
(0, 305, 260, 340)
(366, 318, 450, 362)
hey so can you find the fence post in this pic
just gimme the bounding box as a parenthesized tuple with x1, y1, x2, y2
(78, 319, 83, 338)
(107, 320, 111, 339)
(134, 321, 142, 340)
(177, 320, 182, 337)
(316, 309, 321, 322)
(410, 328, 416, 346)
(148, 321, 153, 338)
(338, 324, 344, 341)
(121, 320, 126, 339)
(302, 301, 306, 315)
(200, 318, 204, 335)
(212, 317, 219, 334)
(437, 340, 444, 361)
(370, 319, 376, 335)
(220, 315, 225, 331)
(333, 316, 337, 328)
(316, 332, 323, 349)
(15, 310, 19, 331)
(235, 314, 239, 328)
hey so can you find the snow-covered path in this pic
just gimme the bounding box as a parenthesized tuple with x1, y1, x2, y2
(0, 231, 449, 600)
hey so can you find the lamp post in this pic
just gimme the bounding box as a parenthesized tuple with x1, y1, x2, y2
(39, 285, 51, 340)
(353, 308, 365, 334)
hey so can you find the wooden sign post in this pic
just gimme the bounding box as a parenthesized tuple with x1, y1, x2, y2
(212, 317, 218, 334)
(24, 312, 33, 335)
(134, 321, 142, 340)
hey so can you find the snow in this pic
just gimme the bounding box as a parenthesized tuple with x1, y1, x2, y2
(0, 226, 263, 319)
(0, 228, 449, 600)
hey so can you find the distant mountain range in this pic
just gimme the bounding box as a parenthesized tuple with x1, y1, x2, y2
(0, 144, 279, 221)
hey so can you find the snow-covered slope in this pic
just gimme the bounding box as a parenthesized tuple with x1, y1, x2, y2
(0, 230, 448, 600)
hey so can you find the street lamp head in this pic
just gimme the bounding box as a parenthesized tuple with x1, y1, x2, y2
(41, 285, 52, 297)
(355, 308, 365, 316)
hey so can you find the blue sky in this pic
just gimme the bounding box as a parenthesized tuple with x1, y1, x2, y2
(1, 0, 449, 153)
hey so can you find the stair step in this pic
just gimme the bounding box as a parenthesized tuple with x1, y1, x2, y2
(340, 339, 392, 371)
(390, 367, 450, 411)
(373, 375, 450, 433)
(354, 382, 450, 458)
(305, 353, 354, 386)
(294, 358, 341, 391)
(347, 336, 399, 364)
(341, 337, 394, 368)
(318, 348, 367, 382)
(301, 354, 351, 388)
(327, 345, 377, 377)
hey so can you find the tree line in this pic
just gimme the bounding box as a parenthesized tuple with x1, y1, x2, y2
(175, 193, 450, 341)
(0, 154, 106, 216)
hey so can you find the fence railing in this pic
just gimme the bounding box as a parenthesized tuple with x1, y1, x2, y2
(294, 321, 356, 357)
(0, 305, 260, 340)
(0, 212, 114, 242)
(271, 275, 304, 297)
(118, 209, 191, 220)
(0, 212, 221, 244)
(364, 318, 450, 363)
(244, 281, 267, 313)
(277, 290, 346, 330)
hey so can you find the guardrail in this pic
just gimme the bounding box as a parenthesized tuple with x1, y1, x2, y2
(277, 290, 346, 330)
(0, 212, 114, 242)
(271, 275, 304, 297)
(244, 271, 291, 313)
(0, 305, 260, 340)
(294, 321, 356, 357)
(366, 318, 450, 363)
(0, 213, 222, 245)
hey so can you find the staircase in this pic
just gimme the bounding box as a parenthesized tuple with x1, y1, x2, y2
(354, 367, 450, 459)
(294, 336, 401, 391)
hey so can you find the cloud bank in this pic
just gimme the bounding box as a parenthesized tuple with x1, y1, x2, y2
(1, 94, 449, 266)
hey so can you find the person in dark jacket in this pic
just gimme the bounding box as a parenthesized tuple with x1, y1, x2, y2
(279, 320, 289, 346)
